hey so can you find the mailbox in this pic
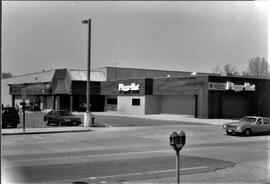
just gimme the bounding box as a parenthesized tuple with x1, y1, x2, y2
(169, 131, 186, 151)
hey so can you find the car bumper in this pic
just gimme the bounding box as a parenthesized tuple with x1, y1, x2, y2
(64, 120, 81, 125)
(226, 128, 243, 133)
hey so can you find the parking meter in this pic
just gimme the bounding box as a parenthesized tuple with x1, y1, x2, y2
(170, 131, 186, 151)
(169, 131, 186, 184)
(178, 131, 186, 150)
(170, 131, 179, 151)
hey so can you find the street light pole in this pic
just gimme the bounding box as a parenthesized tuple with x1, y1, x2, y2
(82, 19, 92, 126)
(81, 19, 91, 113)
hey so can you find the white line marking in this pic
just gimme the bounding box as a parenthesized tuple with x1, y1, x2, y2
(89, 177, 97, 180)
(31, 135, 43, 139)
(88, 166, 208, 179)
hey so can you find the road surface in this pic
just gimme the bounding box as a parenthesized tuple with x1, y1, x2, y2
(2, 118, 269, 183)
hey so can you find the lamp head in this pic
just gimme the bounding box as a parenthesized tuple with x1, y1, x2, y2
(81, 20, 89, 24)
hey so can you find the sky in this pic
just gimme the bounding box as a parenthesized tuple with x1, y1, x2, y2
(2, 1, 268, 76)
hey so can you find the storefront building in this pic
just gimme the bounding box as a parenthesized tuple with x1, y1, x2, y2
(101, 74, 270, 118)
(4, 67, 270, 119)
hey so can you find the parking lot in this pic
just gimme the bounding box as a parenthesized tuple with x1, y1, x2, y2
(13, 111, 215, 129)
(15, 111, 84, 128)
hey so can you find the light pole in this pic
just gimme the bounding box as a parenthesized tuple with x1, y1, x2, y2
(81, 19, 92, 126)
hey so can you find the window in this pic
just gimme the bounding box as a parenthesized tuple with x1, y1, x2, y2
(257, 118, 263, 124)
(107, 98, 117, 105)
(132, 98, 140, 106)
(263, 118, 270, 125)
(240, 117, 256, 124)
(47, 111, 53, 115)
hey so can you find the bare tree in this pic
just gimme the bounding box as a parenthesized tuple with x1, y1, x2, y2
(212, 65, 222, 74)
(212, 64, 239, 76)
(223, 64, 238, 76)
(247, 57, 268, 77)
(241, 71, 249, 76)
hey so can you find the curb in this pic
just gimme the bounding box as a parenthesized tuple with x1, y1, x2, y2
(1, 128, 92, 136)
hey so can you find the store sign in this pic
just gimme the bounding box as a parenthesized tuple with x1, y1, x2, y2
(118, 83, 140, 93)
(209, 82, 255, 92)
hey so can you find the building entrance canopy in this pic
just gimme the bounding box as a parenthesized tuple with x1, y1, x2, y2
(24, 84, 52, 95)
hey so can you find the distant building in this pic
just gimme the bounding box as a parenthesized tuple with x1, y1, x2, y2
(2, 67, 270, 118)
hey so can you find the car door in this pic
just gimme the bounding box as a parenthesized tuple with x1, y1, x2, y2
(254, 118, 264, 133)
(47, 111, 56, 123)
(263, 118, 270, 133)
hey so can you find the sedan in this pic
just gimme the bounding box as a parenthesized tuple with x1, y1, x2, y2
(43, 110, 82, 126)
(222, 116, 270, 136)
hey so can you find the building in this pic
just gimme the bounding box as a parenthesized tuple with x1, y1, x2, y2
(2, 67, 270, 119)
(2, 67, 193, 111)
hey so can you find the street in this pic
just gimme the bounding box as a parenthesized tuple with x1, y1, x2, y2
(2, 116, 270, 183)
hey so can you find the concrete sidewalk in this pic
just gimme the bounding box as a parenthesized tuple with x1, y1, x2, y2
(92, 112, 236, 126)
(1, 126, 92, 135)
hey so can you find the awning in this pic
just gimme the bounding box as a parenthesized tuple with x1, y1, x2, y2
(25, 84, 52, 95)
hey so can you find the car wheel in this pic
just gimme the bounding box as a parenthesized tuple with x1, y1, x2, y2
(12, 124, 17, 128)
(226, 130, 232, 135)
(244, 129, 252, 136)
(46, 120, 50, 126)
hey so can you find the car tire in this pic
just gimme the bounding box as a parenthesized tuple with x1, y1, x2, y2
(12, 124, 17, 128)
(244, 129, 252, 136)
(226, 130, 232, 135)
(46, 120, 50, 126)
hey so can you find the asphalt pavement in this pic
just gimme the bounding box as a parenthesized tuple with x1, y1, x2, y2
(2, 112, 234, 135)
(3, 112, 269, 184)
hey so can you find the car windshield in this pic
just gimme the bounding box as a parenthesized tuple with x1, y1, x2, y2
(239, 117, 256, 124)
(2, 108, 17, 115)
(57, 111, 72, 116)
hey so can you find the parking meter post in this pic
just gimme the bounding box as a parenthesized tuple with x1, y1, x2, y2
(176, 150, 180, 184)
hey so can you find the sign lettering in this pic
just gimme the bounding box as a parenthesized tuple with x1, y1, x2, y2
(119, 83, 140, 93)
(209, 82, 255, 92)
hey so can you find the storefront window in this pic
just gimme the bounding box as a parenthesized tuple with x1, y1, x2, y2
(107, 98, 117, 105)
(132, 98, 140, 106)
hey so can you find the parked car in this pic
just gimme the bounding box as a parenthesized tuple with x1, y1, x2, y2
(222, 116, 270, 136)
(43, 110, 81, 126)
(24, 104, 41, 111)
(29, 104, 41, 111)
(2, 107, 20, 128)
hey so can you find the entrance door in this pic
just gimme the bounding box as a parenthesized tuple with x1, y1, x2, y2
(60, 95, 70, 110)
(160, 95, 195, 115)
(221, 94, 257, 118)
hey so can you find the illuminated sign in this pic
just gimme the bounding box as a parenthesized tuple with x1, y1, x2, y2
(209, 82, 255, 92)
(118, 83, 140, 93)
